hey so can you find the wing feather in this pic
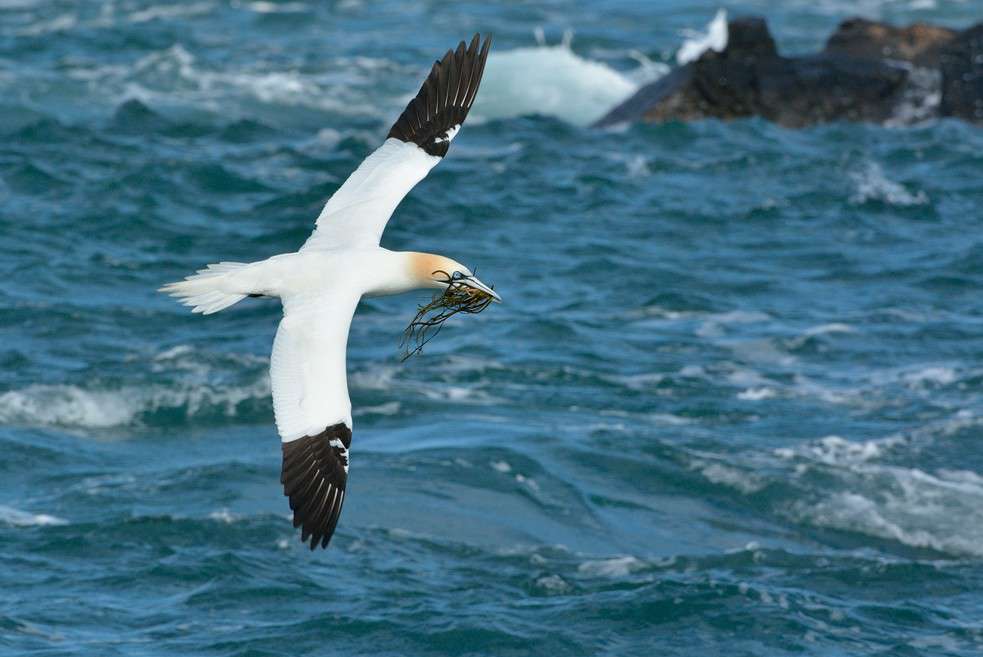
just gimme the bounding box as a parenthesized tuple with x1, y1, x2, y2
(302, 34, 491, 251)
(271, 296, 358, 549)
(281, 425, 350, 550)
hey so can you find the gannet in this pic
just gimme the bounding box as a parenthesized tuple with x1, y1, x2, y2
(161, 35, 499, 549)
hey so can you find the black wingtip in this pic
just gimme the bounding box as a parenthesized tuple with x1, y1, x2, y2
(387, 34, 493, 157)
(281, 423, 351, 550)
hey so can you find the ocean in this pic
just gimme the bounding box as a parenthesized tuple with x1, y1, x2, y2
(2, 1, 983, 655)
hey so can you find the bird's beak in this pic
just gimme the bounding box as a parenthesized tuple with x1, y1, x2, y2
(464, 275, 502, 303)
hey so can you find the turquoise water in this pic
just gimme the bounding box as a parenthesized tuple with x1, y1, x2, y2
(3, 1, 983, 655)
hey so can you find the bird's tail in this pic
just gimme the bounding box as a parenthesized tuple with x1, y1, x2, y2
(159, 261, 252, 315)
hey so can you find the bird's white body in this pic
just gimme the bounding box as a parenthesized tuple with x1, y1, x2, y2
(196, 247, 459, 441)
(217, 248, 428, 307)
(160, 35, 498, 549)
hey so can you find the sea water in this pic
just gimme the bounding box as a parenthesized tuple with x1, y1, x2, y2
(2, 1, 983, 655)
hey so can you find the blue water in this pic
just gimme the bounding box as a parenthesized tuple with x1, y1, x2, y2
(3, 1, 983, 655)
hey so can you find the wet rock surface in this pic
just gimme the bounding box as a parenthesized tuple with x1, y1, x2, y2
(939, 24, 983, 122)
(823, 18, 957, 67)
(595, 16, 982, 128)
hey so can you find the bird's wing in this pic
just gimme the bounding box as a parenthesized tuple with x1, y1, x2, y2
(301, 34, 491, 251)
(270, 293, 360, 549)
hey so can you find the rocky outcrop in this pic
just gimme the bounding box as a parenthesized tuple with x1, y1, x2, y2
(939, 24, 983, 122)
(823, 18, 957, 67)
(594, 16, 982, 128)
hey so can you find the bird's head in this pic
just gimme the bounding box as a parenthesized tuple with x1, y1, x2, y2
(411, 253, 502, 303)
(401, 253, 501, 360)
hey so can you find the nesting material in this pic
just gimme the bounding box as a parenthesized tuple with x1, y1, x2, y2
(401, 271, 495, 360)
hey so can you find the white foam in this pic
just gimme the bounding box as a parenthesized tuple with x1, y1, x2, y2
(851, 162, 929, 207)
(677, 9, 729, 65)
(514, 473, 540, 491)
(792, 375, 855, 406)
(0, 505, 67, 527)
(349, 365, 397, 391)
(775, 434, 904, 465)
(86, 43, 383, 119)
(887, 65, 941, 126)
(0, 347, 270, 429)
(127, 2, 214, 23)
(802, 323, 855, 338)
(0, 378, 270, 430)
(738, 387, 776, 401)
(475, 42, 653, 127)
(0, 386, 142, 429)
(16, 13, 77, 36)
(354, 401, 400, 417)
(577, 555, 647, 578)
(208, 509, 237, 524)
(602, 372, 666, 390)
(803, 479, 983, 557)
(233, 0, 308, 13)
(694, 460, 765, 494)
(902, 366, 957, 387)
(776, 433, 983, 556)
(535, 574, 570, 592)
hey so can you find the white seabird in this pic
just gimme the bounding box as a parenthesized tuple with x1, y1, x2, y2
(161, 35, 499, 550)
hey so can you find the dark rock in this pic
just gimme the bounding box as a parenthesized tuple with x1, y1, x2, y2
(939, 23, 983, 121)
(824, 18, 957, 67)
(594, 16, 983, 128)
(595, 16, 908, 128)
(721, 16, 777, 59)
(756, 55, 907, 127)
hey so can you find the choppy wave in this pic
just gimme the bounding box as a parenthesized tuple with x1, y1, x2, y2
(851, 161, 930, 206)
(686, 425, 983, 558)
(676, 9, 729, 65)
(4, 1, 983, 654)
(0, 346, 271, 429)
(0, 505, 67, 527)
(476, 42, 655, 126)
(0, 379, 271, 429)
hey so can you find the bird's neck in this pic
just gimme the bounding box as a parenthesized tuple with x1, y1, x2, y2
(360, 250, 448, 298)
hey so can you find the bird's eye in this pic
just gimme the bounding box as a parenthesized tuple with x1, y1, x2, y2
(451, 271, 466, 281)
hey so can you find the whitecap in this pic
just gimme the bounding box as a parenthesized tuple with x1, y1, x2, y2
(901, 366, 957, 387)
(475, 40, 653, 127)
(0, 505, 67, 527)
(89, 43, 384, 120)
(208, 509, 237, 524)
(800, 479, 983, 557)
(850, 161, 929, 207)
(802, 323, 855, 338)
(127, 2, 215, 24)
(577, 555, 646, 578)
(535, 574, 570, 592)
(774, 434, 904, 466)
(354, 401, 400, 417)
(693, 460, 766, 494)
(514, 473, 540, 491)
(776, 433, 983, 557)
(0, 378, 270, 430)
(887, 64, 941, 127)
(0, 347, 271, 429)
(677, 9, 729, 65)
(349, 365, 397, 391)
(738, 387, 776, 401)
(16, 13, 77, 36)
(233, 0, 308, 13)
(0, 386, 142, 429)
